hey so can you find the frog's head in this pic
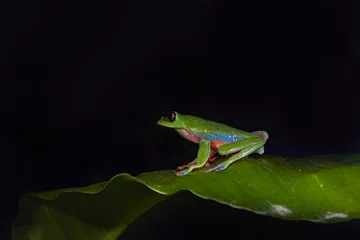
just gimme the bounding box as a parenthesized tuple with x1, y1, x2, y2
(158, 111, 207, 143)
(157, 111, 188, 129)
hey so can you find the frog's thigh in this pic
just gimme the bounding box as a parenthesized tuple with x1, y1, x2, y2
(217, 137, 264, 155)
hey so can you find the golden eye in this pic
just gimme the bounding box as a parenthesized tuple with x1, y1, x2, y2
(168, 111, 176, 122)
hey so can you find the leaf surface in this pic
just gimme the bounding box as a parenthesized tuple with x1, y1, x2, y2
(12, 154, 360, 239)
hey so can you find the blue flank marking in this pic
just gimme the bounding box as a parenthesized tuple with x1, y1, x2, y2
(195, 131, 243, 142)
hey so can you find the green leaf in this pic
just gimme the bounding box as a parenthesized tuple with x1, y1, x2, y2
(12, 154, 360, 239)
(12, 174, 169, 240)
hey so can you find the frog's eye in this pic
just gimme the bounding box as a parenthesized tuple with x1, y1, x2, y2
(168, 111, 176, 122)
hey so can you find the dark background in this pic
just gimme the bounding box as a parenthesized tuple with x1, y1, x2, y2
(1, 0, 360, 239)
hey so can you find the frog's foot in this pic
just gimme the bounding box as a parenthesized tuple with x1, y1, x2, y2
(176, 167, 195, 176)
(204, 156, 248, 173)
(176, 169, 188, 176)
(204, 162, 226, 173)
(177, 159, 197, 170)
(176, 160, 211, 176)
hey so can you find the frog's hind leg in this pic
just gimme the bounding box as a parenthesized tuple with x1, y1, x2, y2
(251, 131, 269, 142)
(251, 131, 268, 155)
(253, 146, 264, 154)
(205, 137, 265, 173)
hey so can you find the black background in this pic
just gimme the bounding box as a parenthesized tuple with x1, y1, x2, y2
(1, 0, 360, 239)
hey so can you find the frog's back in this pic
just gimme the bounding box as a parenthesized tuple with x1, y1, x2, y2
(182, 114, 255, 143)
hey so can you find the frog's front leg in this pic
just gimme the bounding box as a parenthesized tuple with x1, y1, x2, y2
(177, 148, 216, 170)
(176, 139, 213, 176)
(204, 137, 265, 173)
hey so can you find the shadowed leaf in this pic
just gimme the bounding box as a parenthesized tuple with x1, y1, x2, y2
(12, 154, 360, 239)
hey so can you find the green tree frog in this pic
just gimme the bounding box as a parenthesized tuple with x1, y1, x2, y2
(157, 111, 269, 176)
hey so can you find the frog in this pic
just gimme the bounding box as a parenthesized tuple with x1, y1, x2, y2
(157, 111, 269, 176)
